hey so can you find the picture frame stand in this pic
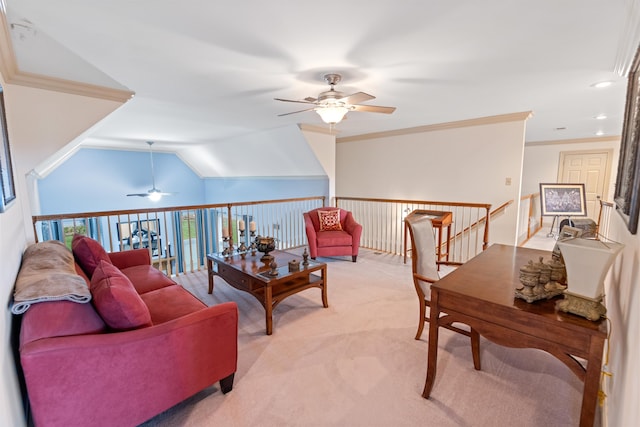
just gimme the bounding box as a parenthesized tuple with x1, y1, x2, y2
(547, 215, 576, 240)
(547, 215, 561, 239)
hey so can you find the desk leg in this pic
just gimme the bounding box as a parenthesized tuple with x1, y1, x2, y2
(207, 258, 215, 294)
(579, 335, 605, 427)
(422, 289, 441, 398)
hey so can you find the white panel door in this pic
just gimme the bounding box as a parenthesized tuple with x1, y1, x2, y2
(558, 150, 612, 221)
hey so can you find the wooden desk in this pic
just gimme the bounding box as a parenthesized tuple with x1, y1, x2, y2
(404, 210, 453, 266)
(207, 250, 328, 335)
(423, 244, 607, 427)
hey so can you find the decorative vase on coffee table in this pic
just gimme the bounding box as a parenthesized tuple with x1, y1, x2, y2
(254, 236, 276, 263)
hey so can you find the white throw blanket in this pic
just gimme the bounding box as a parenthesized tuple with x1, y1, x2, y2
(11, 240, 91, 314)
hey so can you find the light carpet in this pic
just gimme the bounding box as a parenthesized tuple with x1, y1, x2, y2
(140, 248, 582, 426)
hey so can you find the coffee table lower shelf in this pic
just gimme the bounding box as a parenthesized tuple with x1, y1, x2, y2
(206, 251, 328, 335)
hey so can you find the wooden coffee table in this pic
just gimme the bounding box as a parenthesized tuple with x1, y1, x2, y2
(206, 250, 328, 335)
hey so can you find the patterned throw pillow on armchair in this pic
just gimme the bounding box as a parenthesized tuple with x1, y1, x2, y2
(318, 210, 343, 231)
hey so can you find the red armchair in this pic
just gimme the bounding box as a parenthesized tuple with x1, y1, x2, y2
(303, 208, 363, 262)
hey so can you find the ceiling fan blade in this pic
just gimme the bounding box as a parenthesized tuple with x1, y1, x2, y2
(304, 96, 317, 102)
(274, 97, 316, 105)
(127, 193, 150, 197)
(351, 104, 396, 114)
(278, 107, 316, 117)
(339, 91, 375, 104)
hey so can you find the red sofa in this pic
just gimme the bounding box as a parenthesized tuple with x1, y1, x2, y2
(18, 237, 238, 427)
(303, 208, 363, 262)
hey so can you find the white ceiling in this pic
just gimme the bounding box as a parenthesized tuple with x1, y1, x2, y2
(4, 0, 640, 154)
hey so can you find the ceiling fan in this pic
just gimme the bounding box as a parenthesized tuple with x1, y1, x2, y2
(274, 73, 396, 124)
(126, 141, 173, 202)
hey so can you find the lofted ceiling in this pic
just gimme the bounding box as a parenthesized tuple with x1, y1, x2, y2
(3, 1, 640, 159)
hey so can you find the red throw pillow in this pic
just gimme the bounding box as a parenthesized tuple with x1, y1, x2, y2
(90, 260, 152, 331)
(72, 234, 112, 278)
(318, 210, 342, 231)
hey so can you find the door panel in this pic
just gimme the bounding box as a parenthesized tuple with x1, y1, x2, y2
(558, 151, 612, 221)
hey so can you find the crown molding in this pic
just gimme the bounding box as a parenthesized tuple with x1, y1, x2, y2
(336, 111, 533, 143)
(613, 0, 640, 76)
(525, 135, 621, 147)
(0, 3, 134, 102)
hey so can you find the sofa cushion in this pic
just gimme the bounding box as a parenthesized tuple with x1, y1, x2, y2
(140, 285, 205, 324)
(20, 301, 106, 346)
(119, 265, 176, 294)
(318, 209, 342, 231)
(72, 234, 112, 278)
(316, 230, 352, 247)
(90, 260, 152, 331)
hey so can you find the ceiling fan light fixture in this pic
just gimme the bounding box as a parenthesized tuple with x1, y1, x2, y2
(275, 73, 395, 124)
(148, 189, 162, 202)
(316, 105, 349, 124)
(126, 141, 175, 200)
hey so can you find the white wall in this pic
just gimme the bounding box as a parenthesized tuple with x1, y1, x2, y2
(336, 117, 527, 245)
(604, 213, 640, 427)
(0, 173, 28, 427)
(522, 138, 620, 199)
(301, 126, 336, 203)
(0, 79, 125, 426)
(521, 138, 620, 238)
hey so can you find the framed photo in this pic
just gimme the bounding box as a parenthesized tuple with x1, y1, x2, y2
(0, 86, 16, 213)
(614, 45, 640, 234)
(540, 183, 587, 216)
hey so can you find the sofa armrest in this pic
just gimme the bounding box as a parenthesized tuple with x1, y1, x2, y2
(21, 301, 238, 427)
(303, 213, 318, 256)
(108, 248, 151, 269)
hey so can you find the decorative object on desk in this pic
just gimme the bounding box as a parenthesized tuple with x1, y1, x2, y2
(249, 228, 257, 255)
(534, 257, 551, 288)
(288, 259, 300, 272)
(556, 237, 624, 321)
(515, 257, 566, 303)
(254, 235, 276, 262)
(547, 257, 567, 291)
(221, 222, 233, 258)
(268, 259, 278, 276)
(237, 227, 248, 259)
(517, 261, 539, 300)
(302, 248, 309, 265)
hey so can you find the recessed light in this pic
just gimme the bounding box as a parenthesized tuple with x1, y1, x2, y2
(554, 127, 567, 131)
(591, 81, 613, 88)
(595, 114, 607, 120)
(596, 130, 605, 136)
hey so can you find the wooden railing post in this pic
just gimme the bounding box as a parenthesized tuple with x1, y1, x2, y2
(483, 205, 490, 250)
